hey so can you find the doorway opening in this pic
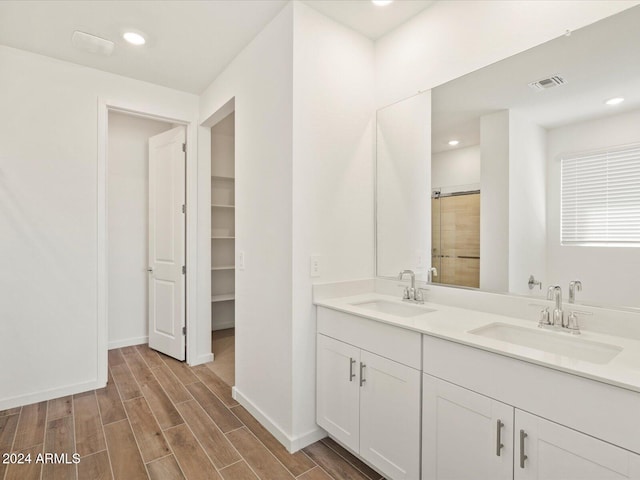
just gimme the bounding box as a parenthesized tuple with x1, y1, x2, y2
(106, 110, 187, 361)
(209, 110, 236, 387)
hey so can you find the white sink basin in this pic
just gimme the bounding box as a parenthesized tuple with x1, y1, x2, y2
(351, 300, 435, 318)
(469, 323, 622, 365)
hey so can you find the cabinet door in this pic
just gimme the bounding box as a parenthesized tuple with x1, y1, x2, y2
(515, 409, 640, 480)
(359, 350, 421, 480)
(422, 374, 513, 480)
(316, 334, 360, 453)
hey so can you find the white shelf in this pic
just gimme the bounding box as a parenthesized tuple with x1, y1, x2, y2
(211, 294, 235, 302)
(211, 266, 235, 271)
(211, 236, 235, 239)
(211, 204, 235, 208)
(211, 175, 234, 181)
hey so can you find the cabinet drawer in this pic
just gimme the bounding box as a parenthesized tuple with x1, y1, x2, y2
(317, 307, 421, 369)
(423, 334, 640, 454)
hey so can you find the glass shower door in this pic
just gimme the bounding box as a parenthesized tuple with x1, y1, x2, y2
(431, 192, 480, 288)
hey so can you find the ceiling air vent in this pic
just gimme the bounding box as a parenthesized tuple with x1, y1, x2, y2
(72, 31, 114, 56)
(528, 75, 567, 91)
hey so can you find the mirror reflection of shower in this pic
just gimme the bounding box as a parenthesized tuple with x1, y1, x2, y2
(431, 187, 480, 288)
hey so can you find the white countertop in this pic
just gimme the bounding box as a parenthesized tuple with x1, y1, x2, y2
(315, 292, 640, 394)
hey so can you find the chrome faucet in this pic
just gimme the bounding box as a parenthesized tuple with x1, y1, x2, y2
(546, 285, 564, 327)
(569, 280, 582, 303)
(399, 269, 416, 300)
(535, 284, 592, 334)
(399, 269, 423, 303)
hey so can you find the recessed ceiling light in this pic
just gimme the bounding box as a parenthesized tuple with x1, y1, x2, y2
(605, 97, 624, 106)
(448, 140, 460, 146)
(372, 0, 393, 6)
(123, 32, 146, 46)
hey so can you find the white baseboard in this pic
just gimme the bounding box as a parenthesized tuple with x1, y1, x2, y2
(108, 336, 148, 349)
(232, 387, 326, 453)
(289, 426, 327, 452)
(212, 321, 235, 331)
(0, 379, 105, 411)
(190, 352, 214, 366)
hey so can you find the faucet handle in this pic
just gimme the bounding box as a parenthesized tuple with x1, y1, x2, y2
(528, 304, 551, 327)
(414, 287, 429, 304)
(400, 286, 410, 300)
(566, 310, 592, 335)
(538, 307, 551, 328)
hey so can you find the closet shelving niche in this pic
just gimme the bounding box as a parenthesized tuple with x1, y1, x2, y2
(210, 112, 235, 330)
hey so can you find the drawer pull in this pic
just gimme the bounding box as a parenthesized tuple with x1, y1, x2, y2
(359, 362, 366, 387)
(349, 358, 356, 382)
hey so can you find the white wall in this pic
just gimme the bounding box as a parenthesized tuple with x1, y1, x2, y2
(291, 1, 374, 444)
(108, 112, 173, 348)
(376, 92, 431, 280)
(375, 1, 638, 108)
(432, 145, 480, 190)
(199, 1, 375, 449)
(479, 110, 509, 292)
(547, 109, 640, 308)
(508, 112, 547, 295)
(199, 2, 295, 441)
(0, 45, 198, 409)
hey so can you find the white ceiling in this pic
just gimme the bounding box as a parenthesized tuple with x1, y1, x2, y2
(0, 0, 288, 94)
(302, 0, 435, 39)
(0, 0, 435, 95)
(432, 5, 640, 154)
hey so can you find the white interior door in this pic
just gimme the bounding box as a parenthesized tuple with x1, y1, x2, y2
(148, 126, 186, 361)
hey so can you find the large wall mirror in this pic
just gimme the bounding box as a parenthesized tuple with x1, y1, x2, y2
(376, 5, 640, 310)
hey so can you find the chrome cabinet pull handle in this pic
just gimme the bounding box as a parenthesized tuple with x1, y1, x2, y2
(496, 420, 504, 456)
(519, 429, 528, 468)
(349, 358, 356, 382)
(359, 362, 366, 387)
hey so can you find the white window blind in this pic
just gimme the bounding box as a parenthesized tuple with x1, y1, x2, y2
(561, 143, 640, 246)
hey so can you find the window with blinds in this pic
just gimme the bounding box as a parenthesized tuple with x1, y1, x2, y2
(561, 143, 640, 246)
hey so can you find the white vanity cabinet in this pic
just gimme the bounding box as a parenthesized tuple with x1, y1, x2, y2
(422, 334, 640, 480)
(315, 300, 640, 480)
(422, 374, 640, 480)
(317, 307, 422, 480)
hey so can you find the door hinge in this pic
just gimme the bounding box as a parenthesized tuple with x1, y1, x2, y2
(182, 143, 186, 153)
(182, 265, 186, 274)
(182, 204, 185, 214)
(182, 326, 186, 335)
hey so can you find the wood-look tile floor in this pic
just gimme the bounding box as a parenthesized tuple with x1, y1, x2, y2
(210, 329, 235, 387)
(0, 343, 385, 480)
